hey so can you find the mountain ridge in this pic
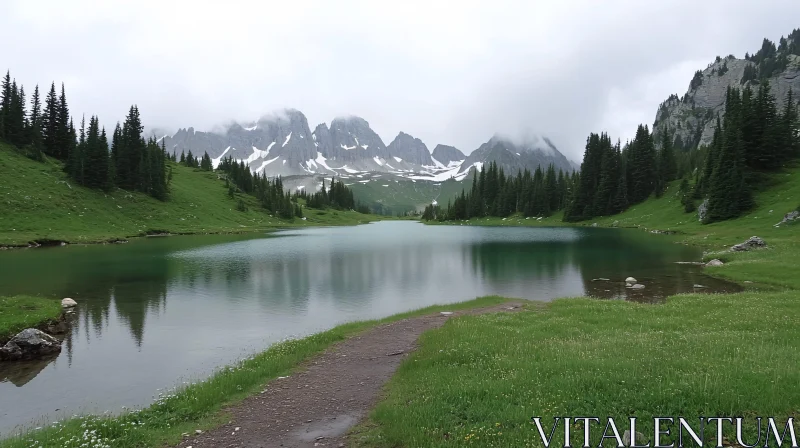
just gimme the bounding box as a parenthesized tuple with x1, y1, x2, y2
(159, 110, 577, 187)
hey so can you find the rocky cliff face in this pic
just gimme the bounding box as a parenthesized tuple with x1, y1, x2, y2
(431, 144, 465, 166)
(325, 116, 390, 163)
(387, 132, 433, 166)
(654, 51, 800, 149)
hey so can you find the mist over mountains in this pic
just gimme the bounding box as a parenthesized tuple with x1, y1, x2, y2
(158, 110, 577, 184)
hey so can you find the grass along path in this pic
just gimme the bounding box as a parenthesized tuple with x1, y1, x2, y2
(353, 290, 799, 447)
(0, 297, 509, 448)
(0, 143, 383, 247)
(0, 296, 62, 343)
(353, 169, 800, 446)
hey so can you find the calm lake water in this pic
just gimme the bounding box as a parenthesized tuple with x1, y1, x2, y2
(0, 221, 737, 434)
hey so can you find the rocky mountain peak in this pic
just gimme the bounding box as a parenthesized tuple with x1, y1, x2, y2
(326, 115, 388, 162)
(387, 132, 433, 166)
(431, 144, 465, 166)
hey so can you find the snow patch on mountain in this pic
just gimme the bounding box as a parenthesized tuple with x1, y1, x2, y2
(212, 146, 232, 168)
(282, 132, 292, 147)
(255, 156, 280, 173)
(315, 152, 334, 171)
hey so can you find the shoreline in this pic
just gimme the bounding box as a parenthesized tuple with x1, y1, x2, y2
(1, 214, 795, 445)
(0, 215, 387, 251)
(0, 296, 512, 447)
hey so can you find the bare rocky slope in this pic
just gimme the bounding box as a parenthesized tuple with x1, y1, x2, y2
(654, 32, 800, 148)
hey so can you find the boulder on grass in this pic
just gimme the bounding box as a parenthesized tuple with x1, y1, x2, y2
(730, 236, 767, 252)
(705, 259, 724, 267)
(0, 329, 62, 361)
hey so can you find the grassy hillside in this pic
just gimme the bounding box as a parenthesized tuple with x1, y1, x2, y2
(0, 143, 379, 246)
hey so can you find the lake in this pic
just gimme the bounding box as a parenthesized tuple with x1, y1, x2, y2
(0, 221, 737, 434)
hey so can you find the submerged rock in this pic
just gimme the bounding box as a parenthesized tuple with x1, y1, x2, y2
(0, 329, 62, 361)
(61, 298, 77, 308)
(630, 284, 645, 290)
(730, 236, 767, 252)
(705, 259, 724, 267)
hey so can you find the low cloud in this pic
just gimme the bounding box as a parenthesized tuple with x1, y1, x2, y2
(2, 0, 799, 160)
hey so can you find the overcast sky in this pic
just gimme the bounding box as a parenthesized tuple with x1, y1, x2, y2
(2, 1, 799, 160)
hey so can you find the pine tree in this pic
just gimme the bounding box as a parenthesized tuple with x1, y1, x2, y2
(678, 177, 695, 213)
(593, 135, 618, 215)
(117, 106, 144, 190)
(705, 87, 754, 223)
(110, 123, 121, 185)
(42, 83, 60, 158)
(200, 152, 213, 171)
(6, 81, 26, 147)
(627, 124, 656, 204)
(69, 115, 87, 185)
(25, 85, 44, 160)
(57, 83, 72, 160)
(0, 70, 11, 140)
(659, 130, 677, 182)
(564, 133, 602, 221)
(544, 164, 558, 213)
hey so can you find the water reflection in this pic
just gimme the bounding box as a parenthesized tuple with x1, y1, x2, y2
(0, 222, 737, 434)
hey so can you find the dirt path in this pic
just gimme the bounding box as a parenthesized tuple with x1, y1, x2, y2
(176, 302, 522, 448)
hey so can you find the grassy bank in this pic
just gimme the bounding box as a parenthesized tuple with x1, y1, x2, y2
(353, 170, 800, 446)
(354, 290, 799, 447)
(0, 296, 508, 448)
(0, 296, 62, 343)
(0, 143, 382, 247)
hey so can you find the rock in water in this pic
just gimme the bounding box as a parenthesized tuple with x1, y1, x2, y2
(631, 284, 645, 290)
(61, 298, 77, 308)
(0, 329, 62, 361)
(730, 236, 767, 252)
(697, 199, 709, 222)
(705, 259, 724, 267)
(625, 277, 637, 283)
